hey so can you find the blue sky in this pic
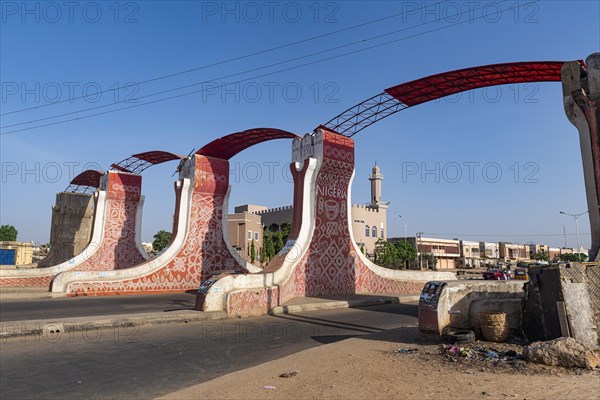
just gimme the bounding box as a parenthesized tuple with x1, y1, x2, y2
(1, 0, 598, 248)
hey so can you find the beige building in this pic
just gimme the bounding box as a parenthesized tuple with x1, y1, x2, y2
(479, 242, 499, 264)
(389, 236, 460, 270)
(235, 162, 388, 256)
(0, 241, 34, 266)
(416, 237, 460, 269)
(498, 242, 530, 262)
(459, 240, 481, 268)
(351, 163, 388, 255)
(227, 206, 264, 264)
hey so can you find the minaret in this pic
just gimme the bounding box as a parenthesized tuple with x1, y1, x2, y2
(369, 162, 384, 208)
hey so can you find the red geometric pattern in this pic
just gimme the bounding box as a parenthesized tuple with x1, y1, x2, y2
(0, 276, 53, 288)
(70, 172, 146, 272)
(226, 130, 425, 316)
(1, 172, 145, 288)
(67, 155, 247, 295)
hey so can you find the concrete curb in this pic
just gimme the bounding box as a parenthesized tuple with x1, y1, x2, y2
(0, 310, 228, 339)
(269, 295, 420, 315)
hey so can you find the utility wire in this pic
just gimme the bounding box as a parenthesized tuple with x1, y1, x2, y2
(1, 0, 509, 130)
(0, 0, 527, 136)
(0, 1, 447, 116)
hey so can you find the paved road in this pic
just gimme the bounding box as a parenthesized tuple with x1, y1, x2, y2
(0, 293, 198, 322)
(0, 303, 418, 399)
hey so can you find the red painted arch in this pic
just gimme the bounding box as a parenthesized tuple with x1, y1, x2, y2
(324, 61, 579, 136)
(196, 128, 299, 160)
(69, 169, 102, 188)
(385, 61, 566, 106)
(110, 150, 185, 174)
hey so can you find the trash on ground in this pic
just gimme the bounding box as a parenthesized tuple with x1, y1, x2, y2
(279, 371, 300, 378)
(393, 348, 418, 354)
(263, 385, 276, 390)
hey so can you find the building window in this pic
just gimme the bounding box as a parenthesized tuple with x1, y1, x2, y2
(254, 231, 259, 241)
(365, 225, 370, 237)
(381, 228, 384, 238)
(372, 226, 377, 238)
(248, 231, 252, 240)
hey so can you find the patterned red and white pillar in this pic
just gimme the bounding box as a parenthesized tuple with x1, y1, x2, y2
(0, 171, 147, 288)
(223, 128, 455, 317)
(58, 154, 247, 295)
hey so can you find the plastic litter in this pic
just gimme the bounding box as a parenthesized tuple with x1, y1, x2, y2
(279, 371, 300, 378)
(394, 348, 418, 354)
(263, 385, 276, 390)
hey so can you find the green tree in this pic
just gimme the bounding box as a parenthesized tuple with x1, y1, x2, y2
(260, 242, 268, 266)
(393, 240, 418, 269)
(423, 253, 437, 270)
(560, 253, 588, 262)
(374, 238, 400, 269)
(531, 251, 549, 261)
(152, 230, 172, 252)
(268, 238, 276, 260)
(262, 235, 273, 262)
(0, 225, 18, 241)
(274, 231, 284, 254)
(250, 239, 256, 263)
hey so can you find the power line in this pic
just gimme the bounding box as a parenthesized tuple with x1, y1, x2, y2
(0, 0, 526, 136)
(0, 1, 447, 116)
(1, 0, 509, 131)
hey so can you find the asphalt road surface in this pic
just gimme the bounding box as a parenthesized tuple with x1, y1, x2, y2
(0, 303, 418, 399)
(0, 293, 198, 322)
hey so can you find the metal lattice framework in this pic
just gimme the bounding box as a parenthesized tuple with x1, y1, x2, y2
(65, 169, 103, 194)
(323, 61, 569, 137)
(197, 128, 299, 159)
(111, 150, 185, 174)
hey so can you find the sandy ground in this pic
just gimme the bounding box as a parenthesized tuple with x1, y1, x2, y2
(158, 327, 600, 400)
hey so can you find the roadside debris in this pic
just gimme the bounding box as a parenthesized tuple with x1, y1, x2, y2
(393, 348, 418, 354)
(524, 337, 600, 369)
(442, 344, 523, 365)
(279, 371, 300, 378)
(263, 385, 276, 390)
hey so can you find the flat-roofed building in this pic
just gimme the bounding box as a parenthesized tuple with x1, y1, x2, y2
(226, 210, 263, 264)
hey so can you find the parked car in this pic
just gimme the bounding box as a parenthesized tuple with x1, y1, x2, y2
(482, 268, 511, 280)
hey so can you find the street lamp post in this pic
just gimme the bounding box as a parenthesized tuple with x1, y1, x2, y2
(559, 210, 588, 254)
(399, 215, 408, 268)
(416, 231, 423, 269)
(398, 215, 407, 242)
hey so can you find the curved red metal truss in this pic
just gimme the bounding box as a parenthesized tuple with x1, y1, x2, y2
(66, 169, 102, 194)
(196, 128, 299, 159)
(323, 61, 571, 137)
(385, 61, 565, 106)
(111, 150, 185, 174)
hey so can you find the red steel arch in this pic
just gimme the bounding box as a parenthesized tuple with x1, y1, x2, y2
(196, 128, 299, 159)
(66, 169, 103, 194)
(66, 151, 185, 194)
(111, 150, 185, 174)
(324, 61, 573, 137)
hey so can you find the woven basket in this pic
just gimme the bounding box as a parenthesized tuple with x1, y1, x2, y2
(479, 312, 509, 342)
